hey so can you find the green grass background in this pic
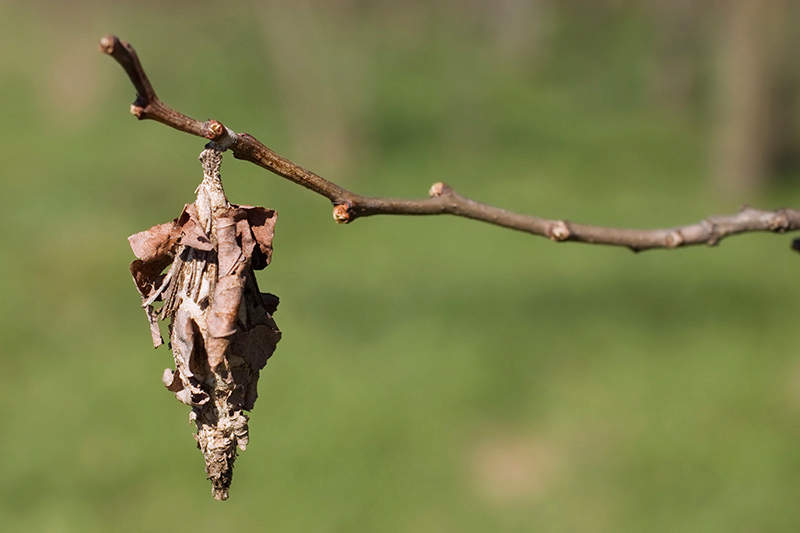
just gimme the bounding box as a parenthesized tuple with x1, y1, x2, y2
(2, 2, 800, 532)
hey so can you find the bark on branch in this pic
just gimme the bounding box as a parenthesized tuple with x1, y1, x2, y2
(99, 34, 800, 252)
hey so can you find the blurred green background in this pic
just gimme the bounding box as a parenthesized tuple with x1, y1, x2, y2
(3, 1, 800, 531)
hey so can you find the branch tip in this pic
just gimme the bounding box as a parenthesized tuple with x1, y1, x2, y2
(99, 34, 117, 55)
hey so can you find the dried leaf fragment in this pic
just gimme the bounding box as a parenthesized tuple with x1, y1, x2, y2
(129, 147, 281, 500)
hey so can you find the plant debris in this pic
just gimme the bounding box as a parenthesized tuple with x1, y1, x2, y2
(128, 147, 281, 500)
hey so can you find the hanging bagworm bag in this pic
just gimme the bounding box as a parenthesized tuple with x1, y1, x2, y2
(128, 147, 281, 500)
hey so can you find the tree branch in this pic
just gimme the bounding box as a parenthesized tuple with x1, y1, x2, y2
(99, 34, 800, 252)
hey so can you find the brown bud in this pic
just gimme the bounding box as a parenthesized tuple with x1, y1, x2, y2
(99, 35, 116, 55)
(769, 213, 789, 232)
(332, 204, 351, 224)
(548, 220, 570, 241)
(204, 120, 225, 140)
(665, 231, 684, 248)
(428, 181, 451, 197)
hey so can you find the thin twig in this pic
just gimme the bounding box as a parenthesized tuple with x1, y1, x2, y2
(99, 34, 800, 252)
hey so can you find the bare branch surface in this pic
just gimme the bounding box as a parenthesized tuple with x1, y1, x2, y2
(100, 34, 800, 252)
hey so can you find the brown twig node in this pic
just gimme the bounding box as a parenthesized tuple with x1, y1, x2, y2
(128, 148, 281, 500)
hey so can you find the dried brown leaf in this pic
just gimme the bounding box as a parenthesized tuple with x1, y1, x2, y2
(240, 206, 277, 269)
(128, 220, 178, 263)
